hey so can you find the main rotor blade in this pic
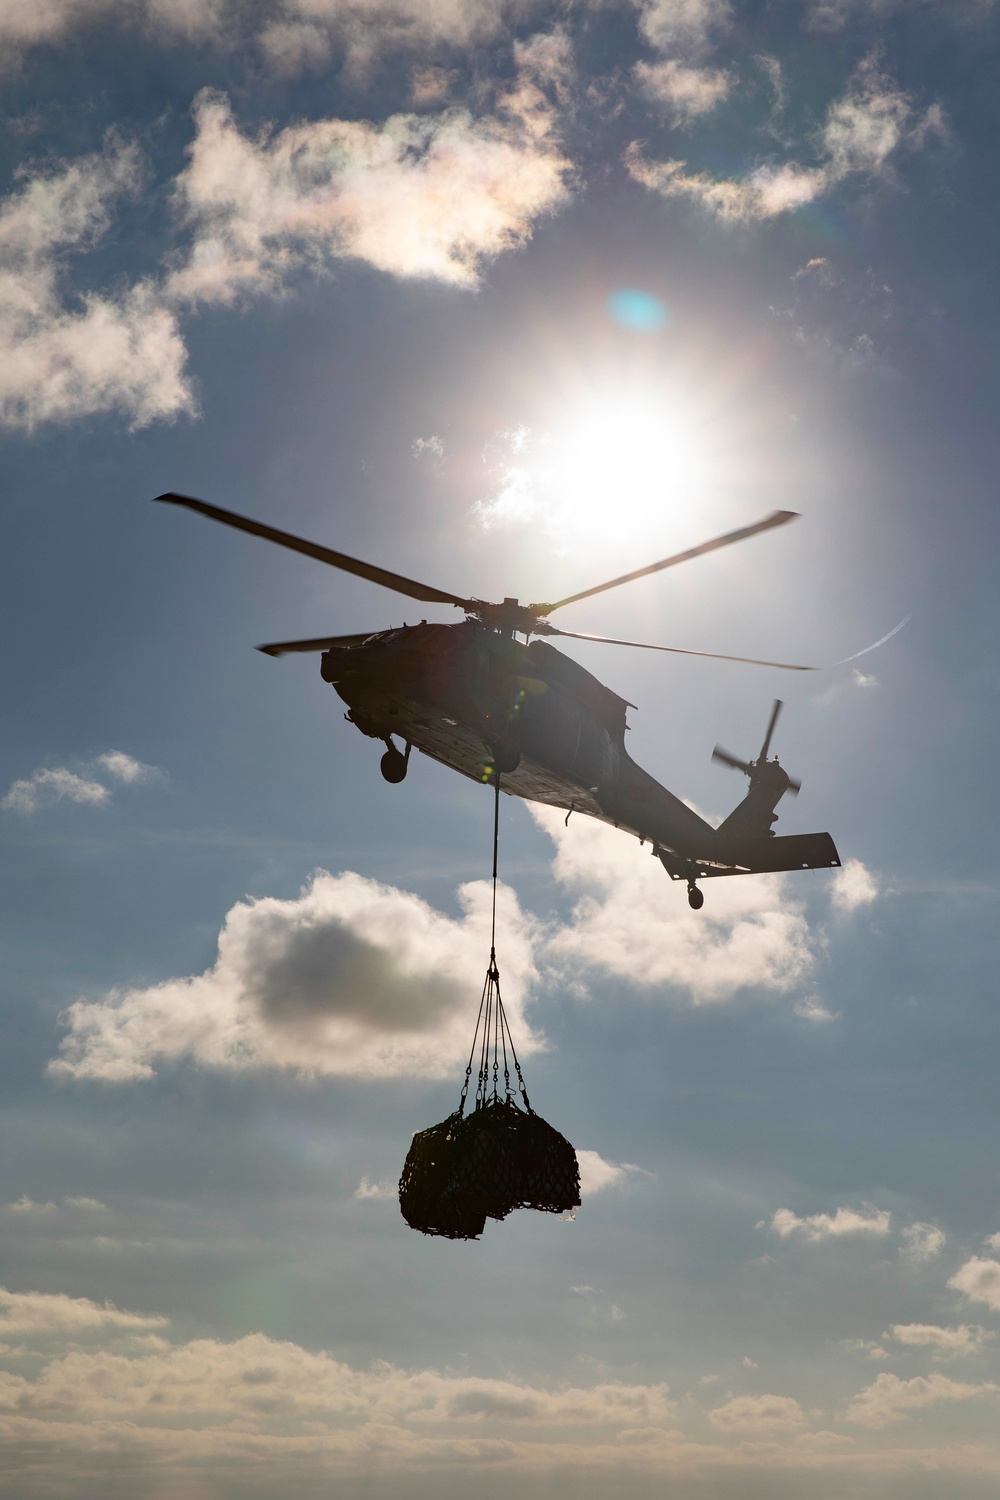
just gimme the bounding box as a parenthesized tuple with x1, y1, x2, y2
(759, 699, 783, 762)
(713, 746, 752, 774)
(532, 510, 799, 615)
(256, 632, 382, 657)
(154, 494, 474, 610)
(538, 624, 816, 671)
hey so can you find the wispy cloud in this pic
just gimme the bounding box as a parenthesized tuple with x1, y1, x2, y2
(899, 1221, 946, 1265)
(831, 858, 879, 912)
(633, 59, 730, 124)
(628, 55, 945, 223)
(575, 1150, 649, 1197)
(887, 1323, 992, 1358)
(0, 136, 192, 431)
(769, 1205, 891, 1243)
(3, 750, 161, 813)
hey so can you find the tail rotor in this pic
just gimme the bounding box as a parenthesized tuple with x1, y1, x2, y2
(713, 700, 801, 795)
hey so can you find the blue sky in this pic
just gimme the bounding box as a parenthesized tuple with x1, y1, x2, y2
(2, 1, 1000, 1494)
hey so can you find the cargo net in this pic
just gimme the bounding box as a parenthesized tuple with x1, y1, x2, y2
(399, 781, 581, 1240)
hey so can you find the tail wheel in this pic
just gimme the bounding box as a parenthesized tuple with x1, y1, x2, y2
(687, 884, 704, 910)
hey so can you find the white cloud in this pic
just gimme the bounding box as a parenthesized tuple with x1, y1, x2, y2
(985, 1233, 1000, 1251)
(831, 858, 879, 912)
(627, 55, 944, 224)
(633, 0, 731, 53)
(50, 869, 541, 1082)
(634, 59, 730, 123)
(708, 1393, 805, 1432)
(532, 805, 817, 1005)
(354, 1176, 397, 1200)
(899, 1221, 946, 1264)
(844, 1371, 996, 1428)
(2, 767, 109, 814)
(794, 995, 838, 1022)
(3, 750, 163, 813)
(948, 1257, 1000, 1314)
(575, 1150, 648, 1197)
(888, 1324, 992, 1358)
(0, 137, 192, 430)
(770, 1205, 891, 1243)
(0, 1286, 167, 1336)
(94, 750, 159, 784)
(167, 76, 570, 305)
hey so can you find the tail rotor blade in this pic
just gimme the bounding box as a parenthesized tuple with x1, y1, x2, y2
(786, 774, 802, 796)
(713, 746, 753, 775)
(759, 699, 783, 762)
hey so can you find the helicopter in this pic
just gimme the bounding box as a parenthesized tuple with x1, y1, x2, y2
(156, 493, 840, 909)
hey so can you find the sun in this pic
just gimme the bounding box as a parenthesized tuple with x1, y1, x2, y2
(480, 390, 714, 560)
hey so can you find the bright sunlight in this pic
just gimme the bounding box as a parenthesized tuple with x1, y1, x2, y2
(479, 392, 713, 555)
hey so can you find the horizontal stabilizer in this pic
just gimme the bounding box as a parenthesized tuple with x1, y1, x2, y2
(658, 832, 841, 882)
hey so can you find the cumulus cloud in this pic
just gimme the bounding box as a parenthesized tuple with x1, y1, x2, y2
(888, 1324, 992, 1358)
(627, 55, 944, 223)
(50, 869, 540, 1082)
(0, 1290, 685, 1484)
(948, 1258, 1000, 1314)
(831, 858, 879, 911)
(0, 137, 192, 430)
(844, 1371, 996, 1428)
(533, 805, 817, 1005)
(633, 60, 730, 123)
(167, 71, 570, 304)
(3, 750, 162, 813)
(575, 1150, 648, 1197)
(708, 1393, 805, 1432)
(770, 1205, 891, 1243)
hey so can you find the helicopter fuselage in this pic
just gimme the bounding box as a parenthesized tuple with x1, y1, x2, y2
(320, 620, 840, 883)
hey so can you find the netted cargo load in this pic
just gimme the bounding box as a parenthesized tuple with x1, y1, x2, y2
(399, 956, 581, 1239)
(398, 777, 580, 1240)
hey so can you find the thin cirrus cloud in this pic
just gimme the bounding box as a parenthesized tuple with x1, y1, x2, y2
(627, 55, 946, 223)
(49, 806, 873, 1083)
(3, 751, 160, 814)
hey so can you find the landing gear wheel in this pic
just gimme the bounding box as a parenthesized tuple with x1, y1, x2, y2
(687, 884, 704, 911)
(380, 747, 407, 783)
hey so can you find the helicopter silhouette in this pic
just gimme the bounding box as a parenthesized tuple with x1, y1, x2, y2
(156, 494, 840, 909)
